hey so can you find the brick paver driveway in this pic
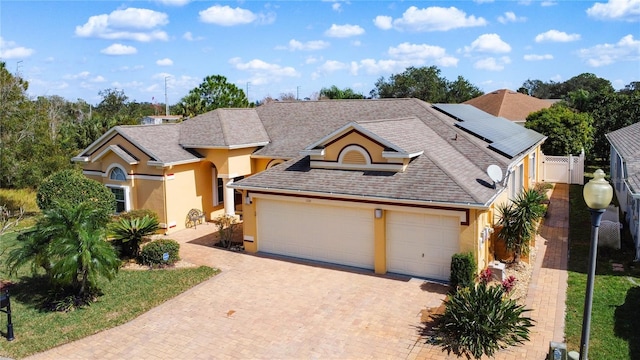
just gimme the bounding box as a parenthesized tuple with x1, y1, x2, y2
(27, 229, 448, 360)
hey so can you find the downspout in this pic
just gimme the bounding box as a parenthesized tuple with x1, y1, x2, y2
(162, 168, 169, 235)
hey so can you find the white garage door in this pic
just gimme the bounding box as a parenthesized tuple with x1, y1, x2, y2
(257, 198, 375, 269)
(386, 211, 460, 281)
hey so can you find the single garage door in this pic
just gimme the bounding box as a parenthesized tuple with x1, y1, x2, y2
(257, 198, 375, 269)
(386, 211, 460, 281)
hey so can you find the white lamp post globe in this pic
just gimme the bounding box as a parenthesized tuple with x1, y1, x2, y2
(583, 169, 613, 210)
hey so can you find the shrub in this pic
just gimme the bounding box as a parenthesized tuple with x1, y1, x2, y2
(36, 169, 115, 225)
(433, 282, 534, 359)
(450, 252, 476, 291)
(497, 189, 547, 263)
(212, 214, 239, 249)
(140, 239, 180, 267)
(114, 209, 160, 223)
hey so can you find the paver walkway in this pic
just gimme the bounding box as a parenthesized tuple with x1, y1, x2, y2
(25, 184, 569, 360)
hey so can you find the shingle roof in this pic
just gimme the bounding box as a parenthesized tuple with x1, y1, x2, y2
(606, 122, 640, 194)
(116, 124, 201, 165)
(179, 108, 270, 148)
(463, 89, 554, 122)
(234, 99, 544, 207)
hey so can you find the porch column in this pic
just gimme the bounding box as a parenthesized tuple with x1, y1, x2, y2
(223, 178, 235, 216)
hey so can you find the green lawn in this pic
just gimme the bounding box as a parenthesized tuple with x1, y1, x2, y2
(565, 184, 640, 359)
(0, 232, 218, 359)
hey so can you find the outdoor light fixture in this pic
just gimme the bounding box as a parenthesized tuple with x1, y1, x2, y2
(579, 169, 613, 360)
(245, 194, 252, 205)
(375, 209, 383, 219)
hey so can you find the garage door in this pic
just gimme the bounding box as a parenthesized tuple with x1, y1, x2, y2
(257, 198, 375, 269)
(386, 211, 460, 280)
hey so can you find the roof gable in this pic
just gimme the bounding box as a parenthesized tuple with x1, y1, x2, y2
(464, 89, 554, 122)
(179, 108, 270, 149)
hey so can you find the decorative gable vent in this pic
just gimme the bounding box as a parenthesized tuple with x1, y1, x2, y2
(340, 146, 369, 165)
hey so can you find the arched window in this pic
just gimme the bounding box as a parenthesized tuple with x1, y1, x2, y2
(109, 167, 126, 181)
(266, 159, 285, 169)
(338, 145, 371, 165)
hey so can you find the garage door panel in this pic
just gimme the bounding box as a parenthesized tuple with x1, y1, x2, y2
(387, 211, 460, 281)
(257, 199, 374, 269)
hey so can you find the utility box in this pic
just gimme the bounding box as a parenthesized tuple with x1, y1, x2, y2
(548, 342, 567, 360)
(488, 261, 506, 281)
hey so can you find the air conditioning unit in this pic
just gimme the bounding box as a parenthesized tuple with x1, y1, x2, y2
(548, 342, 567, 360)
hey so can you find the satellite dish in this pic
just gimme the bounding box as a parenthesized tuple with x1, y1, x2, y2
(487, 165, 503, 188)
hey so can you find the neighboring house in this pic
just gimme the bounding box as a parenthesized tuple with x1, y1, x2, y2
(73, 98, 545, 281)
(464, 89, 555, 125)
(606, 122, 640, 261)
(141, 115, 183, 125)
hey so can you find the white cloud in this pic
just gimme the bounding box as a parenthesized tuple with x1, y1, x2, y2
(524, 54, 554, 61)
(100, 43, 137, 55)
(75, 8, 169, 42)
(389, 6, 487, 32)
(325, 24, 365, 38)
(373, 15, 393, 30)
(318, 60, 350, 73)
(229, 57, 300, 85)
(474, 0, 495, 3)
(587, 0, 640, 21)
(155, 0, 191, 6)
(305, 56, 322, 64)
(474, 56, 511, 71)
(0, 37, 35, 59)
(156, 58, 174, 66)
(182, 32, 204, 41)
(464, 34, 511, 53)
(63, 71, 91, 80)
(541, 1, 558, 6)
(535, 30, 581, 43)
(355, 59, 410, 75)
(91, 75, 106, 83)
(388, 42, 459, 66)
(497, 11, 526, 24)
(333, 3, 342, 12)
(280, 39, 330, 51)
(578, 34, 640, 66)
(199, 5, 275, 26)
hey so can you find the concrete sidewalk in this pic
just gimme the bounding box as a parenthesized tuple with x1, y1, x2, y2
(24, 184, 570, 360)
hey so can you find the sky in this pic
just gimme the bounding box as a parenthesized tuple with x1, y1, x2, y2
(1, 0, 639, 106)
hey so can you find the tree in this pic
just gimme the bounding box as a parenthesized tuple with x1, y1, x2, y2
(525, 103, 593, 156)
(319, 85, 365, 99)
(37, 169, 115, 225)
(174, 75, 249, 117)
(371, 66, 482, 103)
(7, 203, 119, 304)
(496, 189, 546, 263)
(110, 215, 159, 258)
(519, 73, 614, 100)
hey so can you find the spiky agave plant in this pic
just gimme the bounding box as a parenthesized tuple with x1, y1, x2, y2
(110, 215, 159, 258)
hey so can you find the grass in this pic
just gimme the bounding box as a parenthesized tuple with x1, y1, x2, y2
(0, 232, 218, 359)
(0, 188, 40, 230)
(565, 184, 640, 360)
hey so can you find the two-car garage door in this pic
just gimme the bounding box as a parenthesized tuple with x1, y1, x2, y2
(257, 198, 375, 269)
(256, 197, 460, 281)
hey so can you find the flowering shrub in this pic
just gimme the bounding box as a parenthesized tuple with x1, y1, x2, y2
(502, 275, 517, 294)
(479, 268, 492, 284)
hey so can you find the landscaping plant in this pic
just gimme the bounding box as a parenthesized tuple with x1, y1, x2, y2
(449, 252, 476, 292)
(496, 188, 547, 263)
(140, 239, 180, 267)
(6, 202, 120, 307)
(433, 276, 534, 359)
(212, 214, 239, 249)
(110, 214, 159, 259)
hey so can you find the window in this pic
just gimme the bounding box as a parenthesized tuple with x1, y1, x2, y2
(529, 152, 536, 180)
(111, 187, 126, 213)
(109, 167, 126, 181)
(217, 178, 224, 205)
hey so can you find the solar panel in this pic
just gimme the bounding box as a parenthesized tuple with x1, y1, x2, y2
(433, 104, 545, 158)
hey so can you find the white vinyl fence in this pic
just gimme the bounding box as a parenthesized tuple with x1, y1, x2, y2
(541, 151, 585, 185)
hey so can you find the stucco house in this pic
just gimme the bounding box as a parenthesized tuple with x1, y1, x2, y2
(606, 122, 640, 260)
(73, 98, 545, 281)
(464, 89, 556, 125)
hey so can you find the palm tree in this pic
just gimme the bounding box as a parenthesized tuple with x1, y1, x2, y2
(7, 203, 119, 299)
(110, 215, 159, 258)
(496, 189, 547, 263)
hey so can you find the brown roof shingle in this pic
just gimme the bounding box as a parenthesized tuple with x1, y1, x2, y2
(464, 89, 554, 122)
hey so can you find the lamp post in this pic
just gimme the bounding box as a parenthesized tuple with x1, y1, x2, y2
(579, 169, 613, 360)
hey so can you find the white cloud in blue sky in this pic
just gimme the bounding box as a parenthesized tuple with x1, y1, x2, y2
(1, 1, 638, 104)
